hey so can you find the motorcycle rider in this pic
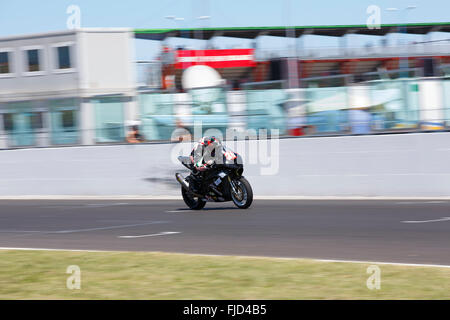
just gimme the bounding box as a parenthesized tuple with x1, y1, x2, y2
(189, 136, 222, 194)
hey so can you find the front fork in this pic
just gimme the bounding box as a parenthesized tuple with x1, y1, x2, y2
(228, 176, 238, 195)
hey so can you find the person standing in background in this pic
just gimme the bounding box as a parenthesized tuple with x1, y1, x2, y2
(126, 125, 144, 143)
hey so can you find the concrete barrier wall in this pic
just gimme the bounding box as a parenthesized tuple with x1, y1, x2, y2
(1, 132, 450, 197)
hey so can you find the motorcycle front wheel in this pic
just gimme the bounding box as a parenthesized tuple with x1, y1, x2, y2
(181, 186, 206, 210)
(230, 177, 253, 209)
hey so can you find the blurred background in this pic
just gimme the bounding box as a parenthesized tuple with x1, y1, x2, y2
(0, 0, 449, 148)
(1, 2, 450, 302)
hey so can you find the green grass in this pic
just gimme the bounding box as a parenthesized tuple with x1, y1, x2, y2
(0, 250, 449, 299)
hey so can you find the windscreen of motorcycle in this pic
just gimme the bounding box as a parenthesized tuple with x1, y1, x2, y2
(222, 146, 239, 165)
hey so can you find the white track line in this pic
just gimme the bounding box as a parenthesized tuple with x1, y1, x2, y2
(402, 217, 450, 224)
(52, 221, 169, 234)
(0, 247, 449, 269)
(0, 247, 107, 253)
(2, 195, 450, 200)
(38, 203, 131, 209)
(0, 195, 181, 200)
(0, 221, 169, 235)
(118, 231, 181, 239)
(85, 203, 130, 208)
(396, 201, 448, 204)
(314, 258, 450, 269)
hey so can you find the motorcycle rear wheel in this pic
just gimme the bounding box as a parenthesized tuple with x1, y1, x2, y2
(181, 187, 206, 210)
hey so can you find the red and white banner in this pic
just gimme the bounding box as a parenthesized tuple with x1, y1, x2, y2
(175, 49, 256, 69)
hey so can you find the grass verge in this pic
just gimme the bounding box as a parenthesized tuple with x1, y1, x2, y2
(0, 250, 449, 299)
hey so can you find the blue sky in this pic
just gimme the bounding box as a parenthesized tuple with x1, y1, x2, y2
(1, 0, 449, 60)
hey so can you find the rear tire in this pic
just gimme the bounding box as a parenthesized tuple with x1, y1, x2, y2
(181, 187, 206, 210)
(231, 177, 253, 209)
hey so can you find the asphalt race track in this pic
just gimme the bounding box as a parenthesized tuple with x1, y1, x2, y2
(0, 200, 449, 265)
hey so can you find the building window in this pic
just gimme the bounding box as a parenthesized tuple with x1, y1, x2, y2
(3, 112, 43, 131)
(93, 98, 125, 143)
(56, 46, 71, 69)
(0, 52, 10, 74)
(3, 113, 14, 131)
(61, 110, 75, 127)
(26, 49, 41, 72)
(31, 112, 44, 130)
(49, 98, 79, 145)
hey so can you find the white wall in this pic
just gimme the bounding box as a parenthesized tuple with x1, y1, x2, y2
(419, 79, 444, 128)
(0, 132, 450, 197)
(78, 30, 135, 96)
(80, 100, 95, 145)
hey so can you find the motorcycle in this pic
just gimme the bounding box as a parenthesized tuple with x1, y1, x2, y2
(175, 147, 253, 210)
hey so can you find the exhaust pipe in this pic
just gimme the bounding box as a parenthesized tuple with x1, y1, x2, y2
(175, 173, 203, 197)
(175, 173, 190, 190)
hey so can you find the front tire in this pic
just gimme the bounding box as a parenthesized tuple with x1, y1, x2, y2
(181, 187, 206, 210)
(230, 177, 253, 209)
